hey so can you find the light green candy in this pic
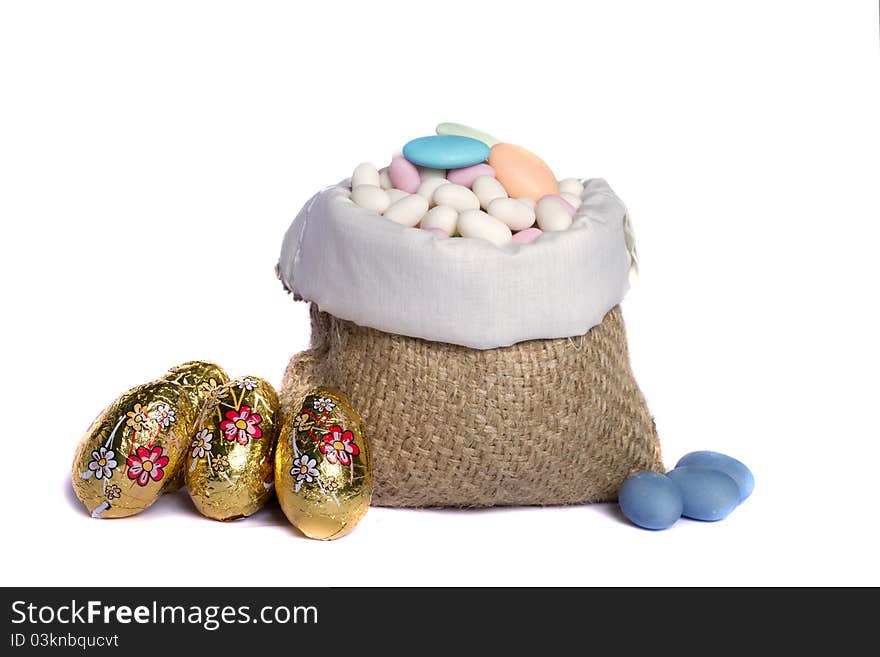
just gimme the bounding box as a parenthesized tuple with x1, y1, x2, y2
(435, 122, 500, 147)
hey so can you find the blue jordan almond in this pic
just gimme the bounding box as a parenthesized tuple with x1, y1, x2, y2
(618, 471, 683, 530)
(675, 451, 754, 502)
(667, 467, 740, 522)
(403, 135, 491, 169)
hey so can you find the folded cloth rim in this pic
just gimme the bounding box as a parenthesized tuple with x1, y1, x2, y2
(277, 178, 634, 350)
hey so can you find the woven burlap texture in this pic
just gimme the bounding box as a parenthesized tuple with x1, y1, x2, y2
(281, 304, 662, 508)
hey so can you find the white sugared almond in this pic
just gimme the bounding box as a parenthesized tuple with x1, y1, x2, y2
(352, 162, 380, 188)
(351, 185, 391, 214)
(473, 175, 508, 210)
(417, 178, 450, 204)
(558, 178, 585, 198)
(417, 166, 446, 180)
(384, 194, 429, 227)
(349, 157, 586, 242)
(535, 196, 573, 232)
(487, 197, 536, 231)
(420, 205, 458, 235)
(385, 188, 409, 205)
(458, 209, 513, 246)
(433, 183, 480, 212)
(560, 192, 582, 210)
(378, 168, 393, 190)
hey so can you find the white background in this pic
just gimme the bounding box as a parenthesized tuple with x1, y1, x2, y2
(1, 1, 878, 586)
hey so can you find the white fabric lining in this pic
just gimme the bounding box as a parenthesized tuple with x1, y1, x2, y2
(278, 178, 634, 350)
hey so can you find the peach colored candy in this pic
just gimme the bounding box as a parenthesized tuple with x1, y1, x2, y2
(447, 163, 495, 188)
(389, 157, 420, 193)
(488, 143, 559, 201)
(511, 227, 543, 244)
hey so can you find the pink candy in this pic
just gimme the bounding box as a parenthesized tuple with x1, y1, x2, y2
(389, 157, 420, 193)
(422, 227, 449, 238)
(511, 227, 543, 244)
(447, 163, 496, 189)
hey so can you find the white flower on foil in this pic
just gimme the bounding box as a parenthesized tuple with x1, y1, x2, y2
(237, 377, 258, 391)
(88, 446, 117, 480)
(291, 455, 319, 492)
(313, 397, 335, 413)
(152, 404, 176, 428)
(191, 429, 213, 459)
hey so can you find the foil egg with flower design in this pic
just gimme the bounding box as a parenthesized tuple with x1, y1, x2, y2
(71, 380, 196, 518)
(185, 376, 281, 521)
(275, 386, 372, 540)
(161, 361, 230, 492)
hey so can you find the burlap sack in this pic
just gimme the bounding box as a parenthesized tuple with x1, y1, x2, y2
(281, 303, 662, 508)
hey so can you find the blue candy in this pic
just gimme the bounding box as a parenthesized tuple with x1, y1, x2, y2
(675, 450, 754, 502)
(402, 135, 490, 169)
(667, 467, 740, 522)
(618, 471, 683, 530)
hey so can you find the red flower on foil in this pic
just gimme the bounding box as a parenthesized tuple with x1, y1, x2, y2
(320, 425, 360, 466)
(220, 406, 263, 445)
(126, 446, 169, 487)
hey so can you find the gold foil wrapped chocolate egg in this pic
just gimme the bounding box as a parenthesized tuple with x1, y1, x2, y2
(186, 376, 280, 521)
(163, 360, 229, 408)
(162, 361, 229, 492)
(71, 380, 195, 518)
(275, 387, 372, 540)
